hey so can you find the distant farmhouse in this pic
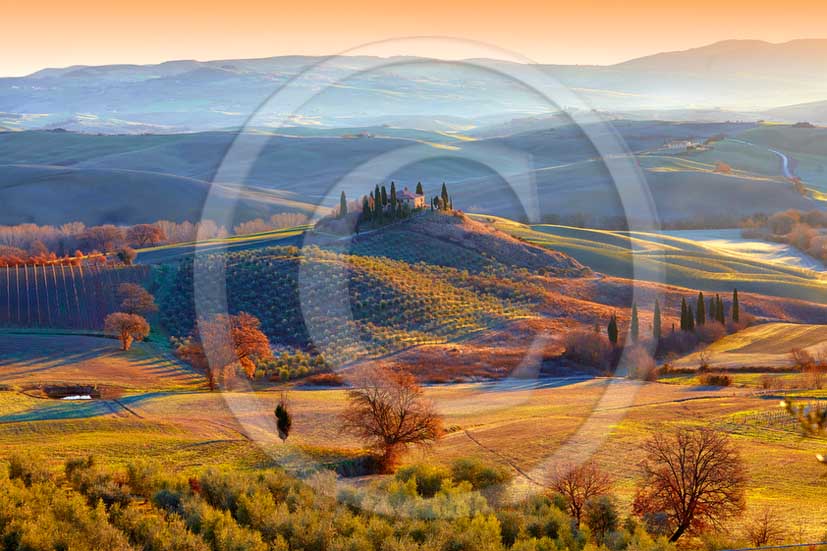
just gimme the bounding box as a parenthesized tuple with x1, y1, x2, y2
(663, 139, 706, 153)
(399, 187, 426, 209)
(664, 139, 698, 151)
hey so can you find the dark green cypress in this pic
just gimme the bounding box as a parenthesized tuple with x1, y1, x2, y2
(653, 299, 662, 341)
(732, 288, 740, 323)
(381, 186, 388, 207)
(361, 196, 370, 220)
(608, 314, 619, 345)
(275, 401, 292, 443)
(339, 191, 348, 218)
(680, 298, 688, 331)
(374, 185, 381, 220)
(696, 292, 705, 326)
(441, 183, 449, 210)
(416, 181, 424, 195)
(708, 298, 715, 323)
(716, 295, 725, 324)
(389, 182, 397, 219)
(687, 305, 695, 332)
(630, 303, 640, 342)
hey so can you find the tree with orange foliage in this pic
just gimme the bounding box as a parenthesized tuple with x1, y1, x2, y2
(341, 366, 443, 473)
(126, 224, 167, 248)
(714, 162, 733, 174)
(104, 312, 150, 351)
(117, 283, 157, 315)
(176, 312, 272, 390)
(633, 427, 746, 542)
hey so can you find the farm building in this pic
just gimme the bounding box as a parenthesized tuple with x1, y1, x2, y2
(399, 187, 426, 209)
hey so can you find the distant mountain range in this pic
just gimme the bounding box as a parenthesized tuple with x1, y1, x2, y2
(1, 40, 826, 134)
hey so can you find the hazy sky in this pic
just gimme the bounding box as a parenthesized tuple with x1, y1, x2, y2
(4, 0, 826, 76)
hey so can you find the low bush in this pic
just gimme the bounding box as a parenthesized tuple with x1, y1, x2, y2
(396, 464, 451, 498)
(657, 330, 699, 357)
(563, 330, 613, 370)
(698, 373, 732, 387)
(695, 322, 727, 344)
(623, 346, 658, 381)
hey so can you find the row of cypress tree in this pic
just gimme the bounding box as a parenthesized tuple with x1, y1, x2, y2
(679, 289, 740, 332)
(605, 288, 741, 345)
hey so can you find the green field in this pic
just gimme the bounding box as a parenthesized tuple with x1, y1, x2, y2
(478, 215, 827, 304)
(3, 333, 827, 539)
(671, 322, 827, 370)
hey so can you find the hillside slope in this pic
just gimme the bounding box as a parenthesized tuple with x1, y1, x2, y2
(158, 213, 588, 371)
(0, 164, 317, 226)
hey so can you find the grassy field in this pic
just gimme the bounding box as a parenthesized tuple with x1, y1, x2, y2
(670, 322, 827, 370)
(477, 215, 827, 304)
(2, 334, 827, 537)
(0, 333, 204, 391)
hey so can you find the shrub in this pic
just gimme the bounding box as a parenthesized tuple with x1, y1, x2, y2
(695, 322, 726, 344)
(657, 330, 698, 357)
(584, 495, 619, 545)
(622, 346, 658, 381)
(450, 458, 513, 502)
(396, 464, 450, 498)
(7, 453, 51, 487)
(698, 373, 732, 387)
(563, 329, 613, 369)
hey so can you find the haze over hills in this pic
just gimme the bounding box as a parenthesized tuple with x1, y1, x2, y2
(3, 120, 818, 227)
(2, 40, 827, 134)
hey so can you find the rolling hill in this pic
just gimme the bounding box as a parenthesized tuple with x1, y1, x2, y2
(0, 162, 318, 226)
(481, 216, 827, 305)
(2, 120, 813, 227)
(2, 40, 827, 134)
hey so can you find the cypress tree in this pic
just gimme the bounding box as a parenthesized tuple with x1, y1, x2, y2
(630, 303, 639, 343)
(339, 191, 348, 218)
(716, 295, 725, 324)
(275, 401, 292, 443)
(608, 314, 619, 345)
(381, 186, 388, 207)
(680, 298, 688, 331)
(732, 288, 740, 323)
(389, 182, 397, 220)
(653, 299, 662, 341)
(441, 183, 449, 210)
(416, 181, 423, 195)
(374, 185, 381, 220)
(696, 292, 705, 326)
(708, 297, 715, 323)
(361, 196, 370, 220)
(687, 305, 695, 332)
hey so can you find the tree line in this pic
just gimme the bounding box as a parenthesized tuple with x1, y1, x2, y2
(0, 213, 309, 267)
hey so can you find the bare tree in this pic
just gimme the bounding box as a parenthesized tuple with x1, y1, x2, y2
(744, 507, 785, 547)
(176, 312, 272, 390)
(549, 461, 612, 526)
(104, 312, 150, 351)
(633, 427, 747, 542)
(79, 225, 125, 253)
(341, 366, 443, 473)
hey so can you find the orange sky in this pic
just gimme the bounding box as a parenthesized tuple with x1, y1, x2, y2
(4, 0, 827, 76)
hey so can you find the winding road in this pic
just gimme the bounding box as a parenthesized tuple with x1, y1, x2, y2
(730, 138, 796, 179)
